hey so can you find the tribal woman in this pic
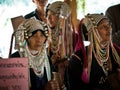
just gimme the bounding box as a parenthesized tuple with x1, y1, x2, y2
(9, 18, 60, 90)
(66, 13, 120, 90)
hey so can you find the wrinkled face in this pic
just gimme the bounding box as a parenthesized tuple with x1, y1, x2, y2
(46, 10, 59, 29)
(28, 30, 46, 51)
(97, 19, 112, 43)
(33, 0, 48, 7)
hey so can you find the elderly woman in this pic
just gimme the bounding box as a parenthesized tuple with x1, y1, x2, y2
(66, 13, 120, 90)
(10, 18, 60, 90)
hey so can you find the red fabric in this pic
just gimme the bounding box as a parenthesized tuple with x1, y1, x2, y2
(113, 43, 120, 54)
(72, 26, 78, 50)
(74, 19, 88, 68)
(74, 20, 83, 52)
(74, 19, 89, 83)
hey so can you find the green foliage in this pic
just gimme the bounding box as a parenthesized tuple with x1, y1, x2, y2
(0, 0, 30, 6)
(77, 0, 86, 14)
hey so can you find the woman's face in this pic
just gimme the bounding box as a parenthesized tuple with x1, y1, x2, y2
(28, 30, 46, 51)
(97, 19, 112, 43)
(47, 10, 59, 29)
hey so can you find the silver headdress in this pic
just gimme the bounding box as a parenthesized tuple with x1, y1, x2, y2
(14, 18, 49, 57)
(83, 13, 107, 33)
(46, 1, 71, 18)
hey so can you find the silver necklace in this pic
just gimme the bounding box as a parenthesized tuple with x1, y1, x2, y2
(25, 46, 46, 78)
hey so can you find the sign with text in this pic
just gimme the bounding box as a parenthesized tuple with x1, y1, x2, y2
(0, 58, 29, 90)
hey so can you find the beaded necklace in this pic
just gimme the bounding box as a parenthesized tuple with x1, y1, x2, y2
(51, 21, 61, 53)
(93, 31, 110, 76)
(25, 46, 46, 78)
(93, 46, 109, 76)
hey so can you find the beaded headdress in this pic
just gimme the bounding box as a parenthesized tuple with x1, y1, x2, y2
(83, 13, 107, 33)
(17, 18, 49, 40)
(46, 1, 71, 18)
(14, 18, 49, 56)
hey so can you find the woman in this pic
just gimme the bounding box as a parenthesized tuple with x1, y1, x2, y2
(46, 1, 75, 89)
(10, 18, 60, 90)
(66, 13, 120, 90)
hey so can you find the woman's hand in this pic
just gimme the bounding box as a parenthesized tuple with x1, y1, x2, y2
(45, 80, 60, 90)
